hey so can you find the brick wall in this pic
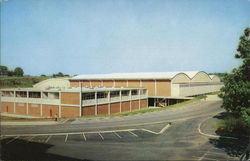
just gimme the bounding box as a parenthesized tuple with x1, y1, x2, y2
(61, 106, 79, 117)
(97, 104, 109, 115)
(131, 100, 139, 111)
(82, 106, 96, 116)
(42, 104, 59, 117)
(16, 103, 27, 115)
(70, 81, 79, 87)
(1, 102, 14, 113)
(28, 104, 41, 116)
(140, 99, 148, 109)
(61, 92, 80, 105)
(121, 101, 130, 112)
(156, 80, 171, 96)
(110, 103, 120, 114)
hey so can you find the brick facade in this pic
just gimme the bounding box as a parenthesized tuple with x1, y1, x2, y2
(61, 106, 79, 117)
(1, 102, 14, 113)
(110, 103, 120, 114)
(28, 103, 41, 116)
(131, 100, 139, 111)
(97, 104, 109, 115)
(121, 101, 130, 112)
(42, 104, 59, 117)
(82, 106, 96, 116)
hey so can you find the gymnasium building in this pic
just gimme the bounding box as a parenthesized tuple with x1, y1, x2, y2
(0, 71, 223, 118)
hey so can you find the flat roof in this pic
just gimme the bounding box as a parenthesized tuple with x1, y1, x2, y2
(0, 87, 147, 93)
(70, 71, 202, 80)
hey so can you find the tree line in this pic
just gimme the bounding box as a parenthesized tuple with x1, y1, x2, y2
(0, 65, 70, 77)
(0, 66, 24, 76)
(219, 27, 250, 137)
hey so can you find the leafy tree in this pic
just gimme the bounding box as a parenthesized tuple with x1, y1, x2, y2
(13, 67, 24, 76)
(0, 65, 8, 76)
(219, 28, 250, 126)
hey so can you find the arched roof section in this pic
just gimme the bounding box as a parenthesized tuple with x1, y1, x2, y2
(171, 73, 191, 84)
(210, 75, 221, 82)
(190, 71, 211, 83)
(33, 78, 70, 89)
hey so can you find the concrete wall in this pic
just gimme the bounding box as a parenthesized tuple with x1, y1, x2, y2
(171, 83, 224, 97)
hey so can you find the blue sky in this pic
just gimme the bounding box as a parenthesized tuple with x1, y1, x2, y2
(1, 0, 250, 76)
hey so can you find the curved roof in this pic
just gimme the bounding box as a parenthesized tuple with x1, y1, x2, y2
(70, 71, 211, 80)
(33, 78, 70, 89)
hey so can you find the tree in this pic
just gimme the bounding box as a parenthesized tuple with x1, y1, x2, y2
(13, 67, 24, 76)
(219, 28, 250, 125)
(0, 65, 9, 76)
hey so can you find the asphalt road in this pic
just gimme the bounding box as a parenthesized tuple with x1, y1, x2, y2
(0, 99, 241, 161)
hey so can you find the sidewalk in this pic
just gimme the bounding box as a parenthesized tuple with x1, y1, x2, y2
(0, 113, 61, 126)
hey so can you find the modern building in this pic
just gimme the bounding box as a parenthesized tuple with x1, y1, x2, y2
(69, 71, 223, 106)
(0, 86, 148, 118)
(0, 71, 223, 118)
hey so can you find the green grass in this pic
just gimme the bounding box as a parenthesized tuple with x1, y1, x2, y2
(214, 114, 250, 138)
(0, 116, 55, 121)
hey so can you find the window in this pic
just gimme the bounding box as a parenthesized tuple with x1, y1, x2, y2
(16, 91, 27, 98)
(28, 92, 41, 98)
(131, 90, 138, 95)
(140, 89, 147, 95)
(122, 90, 129, 96)
(1, 91, 13, 97)
(82, 92, 95, 100)
(97, 92, 108, 99)
(110, 91, 120, 97)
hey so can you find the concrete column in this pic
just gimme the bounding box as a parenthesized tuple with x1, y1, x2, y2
(129, 90, 132, 112)
(154, 80, 157, 96)
(119, 90, 122, 113)
(26, 91, 29, 115)
(14, 91, 16, 113)
(95, 92, 97, 115)
(113, 80, 116, 87)
(40, 91, 43, 117)
(89, 80, 92, 87)
(140, 80, 142, 87)
(108, 91, 110, 115)
(139, 89, 141, 110)
(101, 80, 104, 86)
(79, 84, 82, 117)
(126, 80, 129, 87)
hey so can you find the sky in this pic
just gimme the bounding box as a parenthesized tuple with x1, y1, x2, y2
(1, 0, 250, 76)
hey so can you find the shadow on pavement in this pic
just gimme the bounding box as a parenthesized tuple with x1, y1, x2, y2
(209, 112, 249, 157)
(209, 137, 249, 157)
(1, 137, 91, 161)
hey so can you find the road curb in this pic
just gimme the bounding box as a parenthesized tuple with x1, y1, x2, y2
(198, 116, 237, 140)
